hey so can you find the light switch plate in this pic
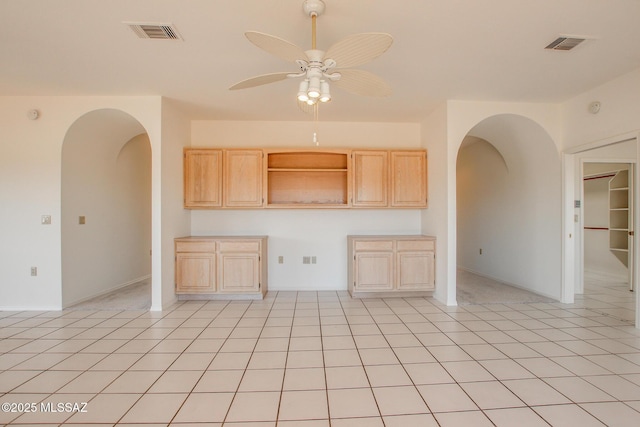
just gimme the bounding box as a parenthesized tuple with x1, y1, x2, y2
(41, 215, 51, 225)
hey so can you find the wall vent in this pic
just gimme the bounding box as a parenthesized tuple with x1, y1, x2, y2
(545, 36, 586, 51)
(125, 22, 182, 40)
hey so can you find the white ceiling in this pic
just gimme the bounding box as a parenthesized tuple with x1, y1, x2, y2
(2, 0, 640, 122)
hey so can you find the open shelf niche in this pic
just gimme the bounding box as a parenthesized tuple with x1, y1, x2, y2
(266, 150, 350, 207)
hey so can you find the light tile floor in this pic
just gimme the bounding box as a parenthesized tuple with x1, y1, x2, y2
(0, 283, 638, 426)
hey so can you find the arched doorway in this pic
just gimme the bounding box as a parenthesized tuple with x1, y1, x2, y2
(61, 109, 152, 309)
(455, 114, 562, 303)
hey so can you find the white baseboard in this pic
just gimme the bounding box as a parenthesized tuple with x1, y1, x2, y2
(153, 294, 178, 311)
(457, 266, 558, 301)
(64, 274, 151, 308)
(584, 268, 628, 282)
(0, 306, 62, 311)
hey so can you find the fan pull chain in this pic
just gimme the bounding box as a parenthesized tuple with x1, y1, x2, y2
(313, 103, 319, 146)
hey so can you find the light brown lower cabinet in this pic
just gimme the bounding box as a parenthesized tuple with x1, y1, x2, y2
(175, 236, 267, 299)
(348, 235, 435, 296)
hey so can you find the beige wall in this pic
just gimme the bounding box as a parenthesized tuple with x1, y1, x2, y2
(0, 96, 163, 310)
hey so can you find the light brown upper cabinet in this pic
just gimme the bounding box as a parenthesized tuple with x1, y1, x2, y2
(184, 148, 427, 209)
(224, 149, 264, 207)
(184, 149, 222, 208)
(390, 151, 428, 207)
(352, 150, 389, 207)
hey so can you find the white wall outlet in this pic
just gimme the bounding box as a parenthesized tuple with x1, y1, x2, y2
(278, 256, 284, 264)
(311, 256, 317, 264)
(31, 267, 37, 276)
(303, 256, 311, 264)
(41, 215, 51, 225)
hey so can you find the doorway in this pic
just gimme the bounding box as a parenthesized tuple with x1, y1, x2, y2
(455, 114, 562, 304)
(581, 161, 635, 322)
(61, 109, 152, 310)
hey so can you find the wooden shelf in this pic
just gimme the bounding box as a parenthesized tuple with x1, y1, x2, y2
(267, 151, 348, 169)
(608, 169, 631, 265)
(266, 151, 350, 207)
(268, 168, 347, 172)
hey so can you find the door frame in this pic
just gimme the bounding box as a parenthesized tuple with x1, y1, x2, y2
(562, 133, 639, 327)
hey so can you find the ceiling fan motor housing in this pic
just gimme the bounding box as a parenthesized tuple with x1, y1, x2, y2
(303, 0, 325, 17)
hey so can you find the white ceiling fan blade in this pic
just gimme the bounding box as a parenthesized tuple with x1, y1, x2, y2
(245, 31, 307, 63)
(229, 72, 291, 90)
(324, 33, 393, 68)
(332, 69, 392, 97)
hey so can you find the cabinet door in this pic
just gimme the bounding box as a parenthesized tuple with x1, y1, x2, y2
(354, 252, 394, 291)
(390, 151, 427, 207)
(396, 251, 434, 290)
(176, 253, 216, 293)
(184, 149, 222, 208)
(224, 150, 263, 207)
(218, 253, 261, 293)
(352, 150, 388, 207)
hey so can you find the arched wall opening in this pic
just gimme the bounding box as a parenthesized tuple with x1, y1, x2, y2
(62, 109, 152, 308)
(455, 114, 562, 301)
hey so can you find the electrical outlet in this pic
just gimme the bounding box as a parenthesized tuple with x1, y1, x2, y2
(303, 256, 311, 264)
(479, 248, 483, 255)
(31, 267, 37, 276)
(41, 215, 51, 225)
(278, 256, 284, 264)
(311, 256, 317, 264)
(79, 216, 86, 225)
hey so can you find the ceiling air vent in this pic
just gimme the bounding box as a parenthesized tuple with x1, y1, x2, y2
(545, 36, 586, 51)
(125, 22, 182, 40)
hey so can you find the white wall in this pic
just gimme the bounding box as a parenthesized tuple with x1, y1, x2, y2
(62, 110, 151, 306)
(0, 96, 163, 310)
(560, 68, 639, 324)
(158, 99, 192, 309)
(420, 104, 452, 303)
(190, 120, 423, 291)
(561, 68, 640, 150)
(457, 137, 509, 272)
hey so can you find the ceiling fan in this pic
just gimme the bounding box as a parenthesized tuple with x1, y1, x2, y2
(229, 0, 393, 112)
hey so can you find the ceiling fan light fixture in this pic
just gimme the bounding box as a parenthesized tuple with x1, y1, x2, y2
(308, 76, 321, 98)
(230, 0, 393, 115)
(297, 80, 310, 102)
(319, 81, 331, 102)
